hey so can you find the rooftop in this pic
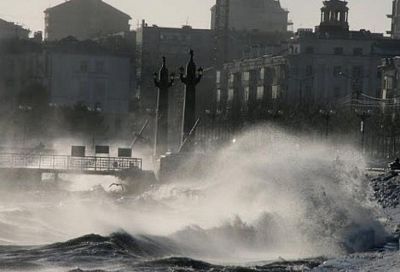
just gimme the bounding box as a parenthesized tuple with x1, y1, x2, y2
(45, 0, 131, 20)
(0, 18, 29, 32)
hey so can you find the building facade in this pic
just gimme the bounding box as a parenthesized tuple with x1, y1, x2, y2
(217, 56, 287, 122)
(45, 38, 131, 114)
(44, 0, 131, 41)
(95, 30, 137, 110)
(136, 22, 215, 151)
(381, 57, 400, 100)
(286, 0, 400, 107)
(389, 0, 400, 39)
(211, 0, 400, 125)
(136, 22, 214, 110)
(0, 18, 30, 40)
(0, 39, 44, 112)
(211, 0, 289, 33)
(212, 0, 291, 67)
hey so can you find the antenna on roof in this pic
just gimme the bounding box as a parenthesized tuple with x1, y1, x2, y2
(186, 17, 189, 26)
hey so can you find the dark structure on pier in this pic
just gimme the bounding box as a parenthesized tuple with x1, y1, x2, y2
(153, 57, 174, 157)
(179, 50, 203, 146)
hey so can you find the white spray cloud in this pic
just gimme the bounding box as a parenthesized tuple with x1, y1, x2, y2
(0, 125, 387, 262)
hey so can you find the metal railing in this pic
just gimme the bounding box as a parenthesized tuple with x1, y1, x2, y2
(0, 153, 142, 173)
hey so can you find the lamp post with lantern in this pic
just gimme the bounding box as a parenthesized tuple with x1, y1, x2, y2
(153, 56, 175, 157)
(179, 50, 203, 147)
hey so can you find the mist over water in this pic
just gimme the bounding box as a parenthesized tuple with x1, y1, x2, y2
(0, 126, 388, 268)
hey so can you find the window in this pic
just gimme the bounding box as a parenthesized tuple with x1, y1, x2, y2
(216, 89, 221, 103)
(228, 74, 234, 84)
(80, 61, 88, 73)
(353, 48, 363, 56)
(334, 47, 344, 55)
(243, 71, 250, 81)
(385, 76, 394, 90)
(260, 68, 265, 80)
(256, 86, 264, 100)
(244, 87, 250, 102)
(216, 71, 221, 84)
(272, 85, 279, 99)
(305, 46, 314, 54)
(227, 88, 234, 102)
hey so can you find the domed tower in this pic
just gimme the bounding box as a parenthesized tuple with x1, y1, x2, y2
(318, 0, 349, 33)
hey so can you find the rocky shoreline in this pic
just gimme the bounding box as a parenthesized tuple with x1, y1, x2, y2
(309, 171, 400, 271)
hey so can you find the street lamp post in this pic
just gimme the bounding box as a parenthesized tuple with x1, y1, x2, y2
(319, 109, 336, 139)
(154, 56, 174, 157)
(355, 109, 372, 153)
(179, 50, 203, 147)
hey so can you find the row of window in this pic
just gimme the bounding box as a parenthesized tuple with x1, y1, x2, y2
(223, 68, 276, 85)
(217, 85, 270, 104)
(321, 10, 348, 23)
(299, 65, 366, 79)
(304, 46, 364, 56)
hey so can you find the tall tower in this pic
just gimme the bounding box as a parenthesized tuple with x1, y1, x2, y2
(389, 0, 400, 39)
(318, 0, 349, 33)
(212, 0, 230, 68)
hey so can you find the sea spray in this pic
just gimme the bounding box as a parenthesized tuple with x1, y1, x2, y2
(0, 126, 388, 263)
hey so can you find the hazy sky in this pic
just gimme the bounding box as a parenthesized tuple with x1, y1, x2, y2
(0, 0, 393, 34)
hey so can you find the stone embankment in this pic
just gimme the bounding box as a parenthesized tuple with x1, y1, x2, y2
(370, 173, 400, 209)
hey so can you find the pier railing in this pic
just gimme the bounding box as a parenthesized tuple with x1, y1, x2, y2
(0, 153, 142, 173)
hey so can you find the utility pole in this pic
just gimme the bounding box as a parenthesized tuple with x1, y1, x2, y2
(153, 57, 174, 157)
(179, 50, 203, 149)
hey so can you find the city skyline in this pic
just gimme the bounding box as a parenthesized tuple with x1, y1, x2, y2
(0, 0, 393, 34)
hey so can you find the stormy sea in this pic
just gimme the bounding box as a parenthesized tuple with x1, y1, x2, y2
(0, 127, 391, 271)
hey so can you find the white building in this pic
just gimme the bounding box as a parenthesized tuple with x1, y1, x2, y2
(46, 39, 130, 114)
(285, 0, 400, 106)
(217, 0, 400, 112)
